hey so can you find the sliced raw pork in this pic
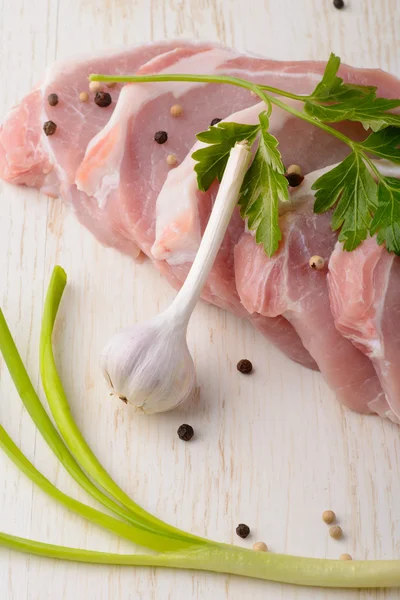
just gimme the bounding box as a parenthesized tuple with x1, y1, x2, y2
(0, 41, 316, 368)
(234, 199, 390, 418)
(0, 41, 214, 257)
(2, 41, 400, 415)
(328, 239, 400, 423)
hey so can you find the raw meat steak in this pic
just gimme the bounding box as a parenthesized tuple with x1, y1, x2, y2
(328, 239, 400, 423)
(2, 41, 400, 416)
(0, 41, 319, 369)
(0, 40, 214, 257)
(234, 198, 391, 418)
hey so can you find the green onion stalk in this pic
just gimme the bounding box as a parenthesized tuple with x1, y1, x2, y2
(1, 266, 400, 588)
(1, 529, 400, 588)
(39, 267, 207, 550)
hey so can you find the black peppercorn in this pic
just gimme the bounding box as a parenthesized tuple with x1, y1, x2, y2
(177, 424, 194, 441)
(333, 0, 344, 8)
(154, 130, 168, 144)
(94, 92, 112, 108)
(285, 172, 304, 187)
(210, 118, 222, 126)
(236, 524, 250, 539)
(43, 121, 57, 136)
(237, 359, 253, 374)
(47, 93, 59, 107)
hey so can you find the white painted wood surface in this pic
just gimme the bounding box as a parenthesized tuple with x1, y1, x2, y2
(0, 0, 400, 598)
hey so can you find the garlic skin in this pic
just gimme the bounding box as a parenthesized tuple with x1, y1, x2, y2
(100, 313, 196, 414)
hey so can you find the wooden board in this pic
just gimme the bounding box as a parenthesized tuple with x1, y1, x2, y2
(1, 0, 400, 598)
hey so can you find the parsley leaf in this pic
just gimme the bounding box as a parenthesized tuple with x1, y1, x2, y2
(309, 53, 376, 103)
(305, 53, 400, 131)
(359, 127, 400, 163)
(192, 122, 260, 191)
(239, 112, 289, 256)
(186, 55, 400, 257)
(312, 152, 377, 251)
(370, 178, 400, 254)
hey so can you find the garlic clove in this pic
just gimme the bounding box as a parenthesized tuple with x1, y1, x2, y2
(100, 314, 196, 414)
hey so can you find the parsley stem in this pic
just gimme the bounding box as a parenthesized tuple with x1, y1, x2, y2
(266, 95, 354, 148)
(360, 152, 384, 182)
(90, 72, 305, 101)
(90, 72, 355, 151)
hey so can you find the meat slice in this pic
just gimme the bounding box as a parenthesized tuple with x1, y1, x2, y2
(328, 239, 400, 423)
(234, 199, 390, 418)
(2, 42, 400, 393)
(0, 41, 214, 256)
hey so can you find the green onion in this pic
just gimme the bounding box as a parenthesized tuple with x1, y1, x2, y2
(39, 266, 207, 549)
(0, 424, 183, 551)
(2, 267, 400, 589)
(2, 530, 400, 588)
(0, 302, 201, 552)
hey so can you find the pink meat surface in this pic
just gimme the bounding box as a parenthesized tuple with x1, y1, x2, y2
(0, 41, 319, 369)
(0, 40, 214, 256)
(1, 41, 400, 415)
(328, 239, 400, 423)
(234, 200, 390, 418)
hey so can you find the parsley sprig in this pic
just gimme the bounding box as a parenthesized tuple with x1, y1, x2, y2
(91, 54, 400, 256)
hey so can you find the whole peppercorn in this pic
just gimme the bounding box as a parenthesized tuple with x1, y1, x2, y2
(177, 424, 194, 441)
(287, 164, 302, 176)
(333, 0, 345, 8)
(329, 525, 343, 540)
(253, 541, 268, 552)
(170, 104, 183, 117)
(210, 118, 222, 126)
(47, 93, 59, 107)
(237, 359, 253, 374)
(285, 172, 304, 187)
(322, 510, 336, 524)
(43, 121, 57, 136)
(154, 130, 168, 144)
(89, 81, 101, 93)
(79, 91, 89, 103)
(236, 524, 250, 539)
(166, 154, 178, 167)
(309, 256, 325, 270)
(94, 92, 112, 108)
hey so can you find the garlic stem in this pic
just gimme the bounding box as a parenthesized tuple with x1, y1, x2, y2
(100, 142, 251, 414)
(169, 141, 251, 324)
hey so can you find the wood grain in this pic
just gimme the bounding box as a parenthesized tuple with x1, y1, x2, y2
(1, 0, 400, 598)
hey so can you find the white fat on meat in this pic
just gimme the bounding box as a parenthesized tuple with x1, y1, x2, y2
(151, 100, 300, 265)
(328, 238, 400, 423)
(75, 48, 238, 208)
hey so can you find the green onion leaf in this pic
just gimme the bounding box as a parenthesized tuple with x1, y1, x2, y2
(40, 267, 205, 550)
(0, 424, 176, 551)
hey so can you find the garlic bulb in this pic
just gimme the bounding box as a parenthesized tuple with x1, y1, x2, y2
(101, 142, 251, 414)
(100, 312, 195, 414)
